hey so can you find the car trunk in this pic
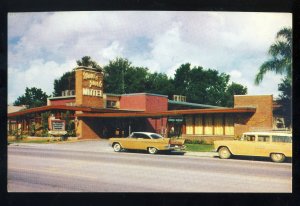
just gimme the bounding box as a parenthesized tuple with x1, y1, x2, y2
(168, 138, 185, 146)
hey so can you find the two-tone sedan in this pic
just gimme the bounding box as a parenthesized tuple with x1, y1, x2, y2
(109, 132, 186, 154)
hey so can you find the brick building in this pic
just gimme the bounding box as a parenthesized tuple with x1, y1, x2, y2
(8, 66, 286, 142)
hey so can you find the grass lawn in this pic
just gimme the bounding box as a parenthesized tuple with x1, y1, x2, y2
(185, 144, 214, 152)
(8, 139, 61, 144)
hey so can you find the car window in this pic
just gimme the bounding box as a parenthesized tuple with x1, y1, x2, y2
(244, 135, 255, 141)
(257, 135, 270, 142)
(130, 133, 139, 138)
(150, 134, 163, 139)
(132, 133, 151, 139)
(272, 135, 292, 143)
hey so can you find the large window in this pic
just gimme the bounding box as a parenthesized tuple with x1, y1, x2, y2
(214, 114, 223, 135)
(185, 116, 193, 135)
(184, 113, 235, 136)
(204, 115, 213, 135)
(195, 116, 203, 134)
(224, 114, 234, 135)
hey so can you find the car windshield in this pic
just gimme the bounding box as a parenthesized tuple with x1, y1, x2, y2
(150, 134, 163, 139)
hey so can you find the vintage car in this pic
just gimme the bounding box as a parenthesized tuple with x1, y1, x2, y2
(109, 132, 186, 154)
(213, 132, 292, 162)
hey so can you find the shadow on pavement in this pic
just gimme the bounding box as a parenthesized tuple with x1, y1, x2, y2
(213, 155, 292, 163)
(120, 149, 186, 156)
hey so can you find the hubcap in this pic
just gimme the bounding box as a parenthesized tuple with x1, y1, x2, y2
(220, 148, 230, 158)
(114, 144, 120, 151)
(149, 148, 156, 154)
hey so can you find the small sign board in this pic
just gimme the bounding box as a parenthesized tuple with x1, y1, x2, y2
(168, 117, 184, 122)
(49, 120, 67, 135)
(51, 120, 66, 131)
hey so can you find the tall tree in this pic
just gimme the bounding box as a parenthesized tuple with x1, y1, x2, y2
(53, 71, 75, 96)
(276, 77, 292, 128)
(224, 82, 248, 107)
(255, 27, 292, 85)
(76, 56, 102, 71)
(173, 63, 247, 106)
(103, 57, 132, 94)
(53, 56, 101, 96)
(145, 72, 175, 97)
(14, 87, 49, 108)
(255, 27, 292, 128)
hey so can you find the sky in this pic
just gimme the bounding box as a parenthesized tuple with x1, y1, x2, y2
(7, 11, 292, 104)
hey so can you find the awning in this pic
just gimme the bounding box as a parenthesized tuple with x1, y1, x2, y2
(76, 107, 256, 118)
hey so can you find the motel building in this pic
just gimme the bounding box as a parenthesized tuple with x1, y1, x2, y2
(7, 66, 287, 143)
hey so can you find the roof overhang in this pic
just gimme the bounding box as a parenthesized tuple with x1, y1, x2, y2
(7, 105, 144, 118)
(76, 107, 256, 118)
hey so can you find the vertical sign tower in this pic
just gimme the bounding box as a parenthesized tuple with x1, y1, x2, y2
(75, 66, 104, 108)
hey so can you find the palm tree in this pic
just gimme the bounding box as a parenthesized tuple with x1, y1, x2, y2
(255, 27, 292, 85)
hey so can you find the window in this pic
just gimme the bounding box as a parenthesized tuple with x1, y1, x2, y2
(243, 135, 255, 141)
(195, 116, 203, 135)
(204, 115, 213, 135)
(185, 116, 193, 135)
(131, 133, 151, 139)
(150, 134, 163, 139)
(272, 135, 292, 143)
(107, 100, 117, 108)
(258, 135, 270, 142)
(224, 114, 234, 135)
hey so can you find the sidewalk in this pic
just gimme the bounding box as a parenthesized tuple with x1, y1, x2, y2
(184, 151, 219, 158)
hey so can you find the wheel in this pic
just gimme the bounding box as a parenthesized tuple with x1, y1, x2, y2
(218, 147, 231, 159)
(113, 143, 122, 152)
(148, 147, 158, 154)
(270, 153, 285, 163)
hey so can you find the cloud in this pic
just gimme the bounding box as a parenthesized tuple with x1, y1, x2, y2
(8, 11, 292, 103)
(8, 59, 76, 103)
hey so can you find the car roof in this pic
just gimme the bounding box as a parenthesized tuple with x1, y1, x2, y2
(243, 131, 292, 136)
(131, 132, 160, 136)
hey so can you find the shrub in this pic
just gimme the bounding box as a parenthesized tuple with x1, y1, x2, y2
(185, 139, 208, 144)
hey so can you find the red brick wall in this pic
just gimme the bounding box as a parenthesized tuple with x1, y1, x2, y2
(234, 95, 273, 136)
(120, 94, 168, 134)
(120, 95, 147, 110)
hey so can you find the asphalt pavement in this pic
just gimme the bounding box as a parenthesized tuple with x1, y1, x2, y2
(7, 140, 292, 192)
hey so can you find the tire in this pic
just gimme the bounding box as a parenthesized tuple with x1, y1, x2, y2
(148, 147, 158, 154)
(113, 143, 122, 152)
(270, 153, 285, 163)
(218, 147, 231, 159)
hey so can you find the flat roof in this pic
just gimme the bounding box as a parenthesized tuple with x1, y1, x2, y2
(121, 93, 168, 98)
(168, 100, 224, 109)
(76, 107, 256, 118)
(48, 95, 75, 100)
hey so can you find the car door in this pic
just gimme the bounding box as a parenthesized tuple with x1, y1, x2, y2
(253, 135, 271, 157)
(122, 133, 139, 149)
(236, 134, 256, 156)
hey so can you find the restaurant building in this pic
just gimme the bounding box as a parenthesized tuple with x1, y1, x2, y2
(7, 67, 285, 143)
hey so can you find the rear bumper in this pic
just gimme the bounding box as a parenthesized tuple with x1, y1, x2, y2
(165, 145, 186, 151)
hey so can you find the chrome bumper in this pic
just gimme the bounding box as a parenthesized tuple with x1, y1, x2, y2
(165, 145, 186, 150)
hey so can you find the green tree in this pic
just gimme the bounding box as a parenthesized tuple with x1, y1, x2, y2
(103, 57, 132, 94)
(255, 27, 292, 85)
(53, 56, 101, 96)
(53, 71, 75, 96)
(224, 82, 248, 107)
(276, 77, 292, 128)
(14, 87, 49, 108)
(173, 64, 243, 106)
(76, 56, 102, 71)
(145, 72, 175, 97)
